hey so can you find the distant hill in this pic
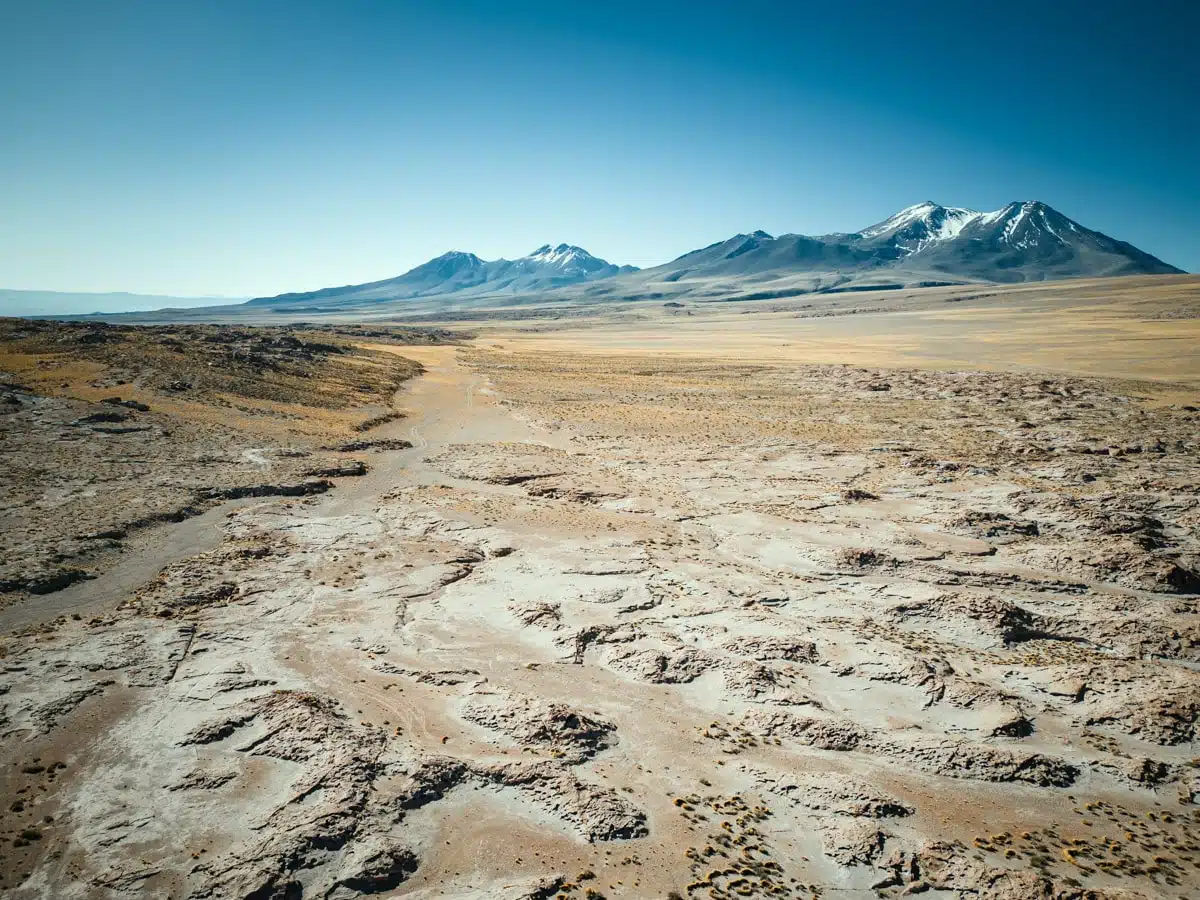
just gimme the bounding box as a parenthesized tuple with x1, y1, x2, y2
(249, 243, 637, 308)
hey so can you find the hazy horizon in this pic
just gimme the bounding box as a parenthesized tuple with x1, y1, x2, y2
(0, 289, 248, 318)
(3, 1, 1196, 303)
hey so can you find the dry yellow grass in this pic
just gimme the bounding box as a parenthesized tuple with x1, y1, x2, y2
(0, 321, 428, 441)
(473, 274, 1200, 389)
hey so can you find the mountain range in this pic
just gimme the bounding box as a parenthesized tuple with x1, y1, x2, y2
(650, 200, 1182, 281)
(248, 243, 637, 308)
(248, 201, 1183, 311)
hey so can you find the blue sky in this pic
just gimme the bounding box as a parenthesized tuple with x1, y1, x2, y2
(2, 0, 1196, 301)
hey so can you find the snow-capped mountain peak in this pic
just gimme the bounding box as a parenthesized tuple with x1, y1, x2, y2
(429, 250, 484, 266)
(859, 202, 982, 250)
(990, 201, 1077, 249)
(857, 201, 1094, 257)
(411, 250, 486, 279)
(860, 201, 946, 238)
(525, 243, 597, 268)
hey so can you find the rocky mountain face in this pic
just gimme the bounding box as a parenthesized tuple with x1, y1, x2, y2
(249, 244, 636, 307)
(859, 200, 1184, 282)
(645, 201, 1184, 285)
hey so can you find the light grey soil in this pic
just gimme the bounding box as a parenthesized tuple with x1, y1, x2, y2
(1, 344, 1197, 900)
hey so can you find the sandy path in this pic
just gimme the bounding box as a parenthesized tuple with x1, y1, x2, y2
(0, 502, 244, 633)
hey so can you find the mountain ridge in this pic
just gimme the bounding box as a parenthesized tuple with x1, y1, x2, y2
(248, 244, 636, 308)
(247, 201, 1183, 310)
(637, 200, 1182, 286)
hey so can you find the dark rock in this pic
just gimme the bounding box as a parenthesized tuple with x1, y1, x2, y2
(990, 715, 1035, 738)
(842, 488, 879, 501)
(304, 461, 368, 478)
(1123, 757, 1175, 786)
(197, 479, 332, 501)
(70, 411, 130, 426)
(101, 397, 151, 411)
(329, 839, 418, 896)
(0, 567, 94, 595)
(92, 425, 154, 434)
(353, 411, 403, 432)
(322, 439, 412, 452)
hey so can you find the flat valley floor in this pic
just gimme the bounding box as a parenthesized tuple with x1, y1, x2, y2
(2, 283, 1199, 899)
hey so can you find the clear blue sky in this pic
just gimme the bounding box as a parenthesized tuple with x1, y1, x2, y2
(2, 0, 1196, 300)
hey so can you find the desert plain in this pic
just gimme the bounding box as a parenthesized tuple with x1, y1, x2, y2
(1, 275, 1199, 899)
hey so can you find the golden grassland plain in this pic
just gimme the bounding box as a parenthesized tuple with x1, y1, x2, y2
(478, 274, 1200, 387)
(0, 320, 428, 440)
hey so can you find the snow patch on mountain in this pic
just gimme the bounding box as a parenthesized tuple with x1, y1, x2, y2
(1001, 203, 1034, 245)
(928, 207, 979, 241)
(859, 201, 1089, 256)
(976, 205, 1015, 228)
(526, 243, 596, 269)
(859, 202, 944, 238)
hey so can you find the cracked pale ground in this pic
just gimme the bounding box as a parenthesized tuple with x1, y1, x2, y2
(3, 297, 1200, 900)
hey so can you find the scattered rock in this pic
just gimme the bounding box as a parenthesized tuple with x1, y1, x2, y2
(822, 820, 886, 866)
(461, 693, 617, 763)
(197, 479, 332, 501)
(304, 460, 369, 478)
(324, 438, 413, 452)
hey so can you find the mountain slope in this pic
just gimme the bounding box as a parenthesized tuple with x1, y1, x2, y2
(250, 244, 635, 307)
(906, 201, 1183, 281)
(645, 229, 899, 283)
(639, 201, 1183, 287)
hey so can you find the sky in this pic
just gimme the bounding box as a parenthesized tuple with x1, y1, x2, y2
(2, 0, 1197, 307)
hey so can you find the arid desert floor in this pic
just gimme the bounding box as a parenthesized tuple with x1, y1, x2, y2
(2, 278, 1199, 900)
